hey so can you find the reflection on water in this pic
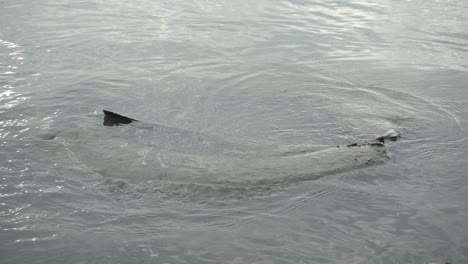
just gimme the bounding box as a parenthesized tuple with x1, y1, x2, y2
(1, 0, 467, 263)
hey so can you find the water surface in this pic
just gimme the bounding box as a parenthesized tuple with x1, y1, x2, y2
(1, 0, 467, 263)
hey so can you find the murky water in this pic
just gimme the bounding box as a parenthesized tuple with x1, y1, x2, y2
(1, 0, 467, 263)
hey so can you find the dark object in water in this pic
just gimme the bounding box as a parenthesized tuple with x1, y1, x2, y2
(103, 110, 137, 126)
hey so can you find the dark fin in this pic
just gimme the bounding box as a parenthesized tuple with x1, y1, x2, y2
(103, 110, 137, 126)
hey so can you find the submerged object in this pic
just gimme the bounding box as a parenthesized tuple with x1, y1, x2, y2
(98, 111, 398, 183)
(47, 110, 400, 192)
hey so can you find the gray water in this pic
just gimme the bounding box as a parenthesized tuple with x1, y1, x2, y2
(1, 0, 467, 263)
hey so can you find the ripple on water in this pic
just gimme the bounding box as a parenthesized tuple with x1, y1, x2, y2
(0, 0, 466, 263)
(0, 38, 25, 85)
(29, 62, 463, 203)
